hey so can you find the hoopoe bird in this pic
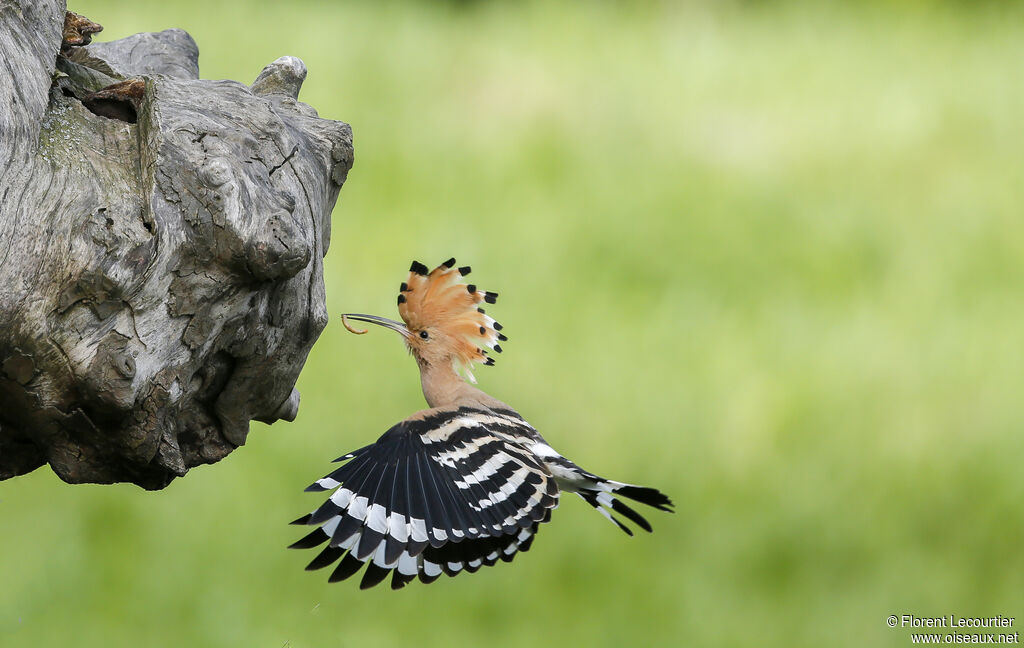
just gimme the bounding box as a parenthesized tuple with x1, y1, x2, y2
(290, 258, 673, 589)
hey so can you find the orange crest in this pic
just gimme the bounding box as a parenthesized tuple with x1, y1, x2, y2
(398, 258, 506, 376)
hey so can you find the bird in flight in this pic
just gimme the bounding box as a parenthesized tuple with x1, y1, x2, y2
(291, 258, 673, 589)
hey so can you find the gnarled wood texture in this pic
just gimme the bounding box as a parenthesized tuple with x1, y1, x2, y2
(0, 1, 353, 489)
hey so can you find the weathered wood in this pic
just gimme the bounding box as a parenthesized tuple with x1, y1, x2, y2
(0, 1, 353, 489)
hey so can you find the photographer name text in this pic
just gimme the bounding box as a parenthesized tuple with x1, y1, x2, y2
(900, 616, 1015, 629)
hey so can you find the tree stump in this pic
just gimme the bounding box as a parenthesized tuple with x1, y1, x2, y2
(0, 2, 353, 489)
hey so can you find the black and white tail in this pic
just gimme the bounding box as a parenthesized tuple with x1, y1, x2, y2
(575, 483, 674, 535)
(530, 442, 674, 536)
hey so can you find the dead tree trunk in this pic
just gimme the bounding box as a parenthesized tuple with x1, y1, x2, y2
(0, 2, 353, 489)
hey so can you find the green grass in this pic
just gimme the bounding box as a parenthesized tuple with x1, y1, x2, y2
(4, 1, 1024, 646)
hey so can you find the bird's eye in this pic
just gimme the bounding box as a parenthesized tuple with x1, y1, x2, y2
(419, 330, 429, 340)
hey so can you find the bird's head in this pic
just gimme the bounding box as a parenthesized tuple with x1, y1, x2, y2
(341, 258, 506, 382)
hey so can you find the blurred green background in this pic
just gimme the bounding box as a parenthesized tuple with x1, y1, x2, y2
(4, 0, 1024, 646)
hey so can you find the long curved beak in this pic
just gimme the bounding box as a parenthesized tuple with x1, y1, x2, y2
(341, 313, 411, 339)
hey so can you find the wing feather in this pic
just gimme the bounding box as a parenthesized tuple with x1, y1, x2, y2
(291, 406, 560, 588)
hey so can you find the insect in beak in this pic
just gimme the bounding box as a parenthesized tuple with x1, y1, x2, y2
(341, 313, 411, 339)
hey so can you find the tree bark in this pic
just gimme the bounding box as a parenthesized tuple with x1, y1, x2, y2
(0, 2, 353, 489)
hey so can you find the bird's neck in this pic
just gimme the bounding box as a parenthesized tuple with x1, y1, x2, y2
(418, 359, 466, 408)
(418, 359, 501, 409)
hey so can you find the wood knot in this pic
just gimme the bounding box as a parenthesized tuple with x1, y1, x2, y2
(2, 351, 36, 385)
(251, 56, 307, 99)
(199, 159, 233, 188)
(111, 352, 136, 379)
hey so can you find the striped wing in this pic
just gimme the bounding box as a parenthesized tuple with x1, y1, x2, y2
(291, 407, 559, 589)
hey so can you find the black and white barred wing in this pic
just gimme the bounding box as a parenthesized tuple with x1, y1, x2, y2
(290, 407, 559, 590)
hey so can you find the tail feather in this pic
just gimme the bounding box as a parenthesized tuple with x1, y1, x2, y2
(578, 489, 636, 536)
(615, 484, 675, 512)
(588, 482, 673, 534)
(539, 452, 673, 534)
(608, 497, 653, 533)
